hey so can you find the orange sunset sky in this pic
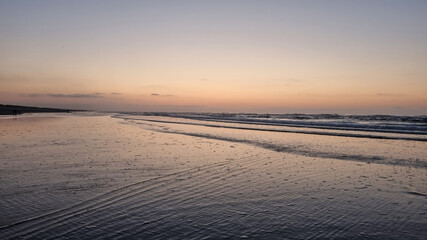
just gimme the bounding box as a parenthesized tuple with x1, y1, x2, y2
(1, 1, 426, 114)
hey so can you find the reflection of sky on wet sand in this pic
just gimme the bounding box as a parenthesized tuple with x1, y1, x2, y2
(0, 113, 426, 239)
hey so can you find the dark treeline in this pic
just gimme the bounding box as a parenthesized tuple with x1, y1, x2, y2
(0, 104, 80, 115)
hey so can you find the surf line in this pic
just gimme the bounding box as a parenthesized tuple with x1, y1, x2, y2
(117, 116, 427, 142)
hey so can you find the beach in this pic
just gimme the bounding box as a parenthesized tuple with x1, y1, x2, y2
(1, 113, 426, 239)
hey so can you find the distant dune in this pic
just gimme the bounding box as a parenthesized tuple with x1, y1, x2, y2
(0, 104, 80, 115)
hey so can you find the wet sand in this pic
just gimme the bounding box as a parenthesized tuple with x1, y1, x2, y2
(1, 113, 426, 239)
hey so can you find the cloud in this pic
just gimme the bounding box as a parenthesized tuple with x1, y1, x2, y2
(376, 93, 407, 97)
(23, 93, 104, 98)
(111, 92, 122, 95)
(151, 93, 174, 97)
(48, 93, 103, 98)
(23, 93, 43, 97)
(128, 104, 203, 108)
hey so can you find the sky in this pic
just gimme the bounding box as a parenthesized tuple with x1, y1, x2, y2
(1, 0, 426, 114)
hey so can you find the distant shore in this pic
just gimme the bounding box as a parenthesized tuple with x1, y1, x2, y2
(0, 104, 82, 115)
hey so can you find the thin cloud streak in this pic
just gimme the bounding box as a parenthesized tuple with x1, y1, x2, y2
(376, 93, 407, 97)
(22, 93, 104, 99)
(128, 104, 203, 108)
(151, 93, 174, 97)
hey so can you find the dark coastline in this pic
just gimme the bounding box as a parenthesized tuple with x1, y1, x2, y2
(0, 104, 81, 115)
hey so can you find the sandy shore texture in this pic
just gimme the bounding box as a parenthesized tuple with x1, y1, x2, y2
(1, 113, 426, 239)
